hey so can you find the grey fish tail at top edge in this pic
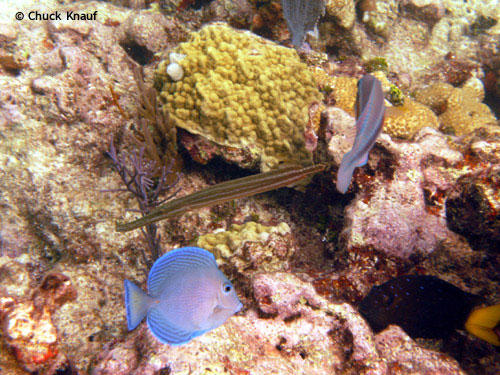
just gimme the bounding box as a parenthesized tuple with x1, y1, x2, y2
(281, 0, 326, 47)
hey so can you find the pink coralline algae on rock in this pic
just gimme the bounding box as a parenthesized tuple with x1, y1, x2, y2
(375, 325, 468, 375)
(0, 273, 77, 374)
(1, 0, 499, 373)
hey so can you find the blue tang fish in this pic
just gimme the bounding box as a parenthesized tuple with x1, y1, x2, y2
(336, 74, 385, 193)
(124, 247, 243, 345)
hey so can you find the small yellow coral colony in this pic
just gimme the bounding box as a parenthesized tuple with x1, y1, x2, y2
(197, 221, 291, 260)
(414, 78, 497, 136)
(197, 221, 292, 272)
(383, 98, 439, 139)
(155, 23, 323, 171)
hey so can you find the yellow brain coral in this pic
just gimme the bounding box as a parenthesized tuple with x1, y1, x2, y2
(155, 23, 323, 171)
(322, 75, 359, 116)
(318, 72, 438, 140)
(384, 98, 439, 139)
(197, 221, 293, 272)
(414, 78, 497, 136)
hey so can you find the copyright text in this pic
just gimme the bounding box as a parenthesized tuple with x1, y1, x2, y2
(15, 10, 98, 21)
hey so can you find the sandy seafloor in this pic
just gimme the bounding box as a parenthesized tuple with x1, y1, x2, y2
(0, 0, 500, 374)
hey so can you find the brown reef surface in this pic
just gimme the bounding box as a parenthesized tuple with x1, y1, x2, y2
(0, 1, 499, 375)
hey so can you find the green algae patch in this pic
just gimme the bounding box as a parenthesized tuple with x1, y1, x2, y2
(365, 57, 388, 73)
(155, 23, 323, 171)
(388, 85, 403, 106)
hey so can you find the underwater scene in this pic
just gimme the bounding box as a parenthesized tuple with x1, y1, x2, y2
(1, 0, 500, 374)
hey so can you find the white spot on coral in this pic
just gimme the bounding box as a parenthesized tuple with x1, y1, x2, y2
(167, 63, 184, 81)
(167, 52, 186, 81)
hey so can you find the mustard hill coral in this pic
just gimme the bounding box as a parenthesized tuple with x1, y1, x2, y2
(316, 74, 358, 116)
(155, 23, 323, 171)
(414, 78, 497, 136)
(196, 221, 294, 272)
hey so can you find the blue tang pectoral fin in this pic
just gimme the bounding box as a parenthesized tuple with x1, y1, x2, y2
(124, 279, 155, 330)
(147, 305, 194, 346)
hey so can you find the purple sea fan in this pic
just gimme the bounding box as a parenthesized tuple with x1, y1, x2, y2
(281, 0, 326, 47)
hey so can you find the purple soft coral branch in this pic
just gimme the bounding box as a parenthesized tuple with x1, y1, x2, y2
(105, 139, 180, 268)
(106, 140, 179, 212)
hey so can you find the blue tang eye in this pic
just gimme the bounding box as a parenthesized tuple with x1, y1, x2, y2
(222, 282, 232, 294)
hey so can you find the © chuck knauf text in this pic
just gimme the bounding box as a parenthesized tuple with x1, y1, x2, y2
(24, 10, 98, 21)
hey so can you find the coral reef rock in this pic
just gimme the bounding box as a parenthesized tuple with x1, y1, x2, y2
(375, 325, 467, 375)
(0, 273, 77, 373)
(325, 105, 464, 258)
(446, 165, 500, 253)
(155, 23, 323, 171)
(1, 0, 499, 374)
(325, 0, 356, 29)
(96, 271, 466, 375)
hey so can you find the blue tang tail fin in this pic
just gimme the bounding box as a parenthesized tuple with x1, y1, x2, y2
(124, 279, 155, 330)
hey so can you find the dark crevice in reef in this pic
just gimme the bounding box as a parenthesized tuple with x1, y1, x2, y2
(119, 39, 154, 65)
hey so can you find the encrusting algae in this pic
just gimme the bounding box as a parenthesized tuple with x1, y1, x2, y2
(154, 23, 323, 172)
